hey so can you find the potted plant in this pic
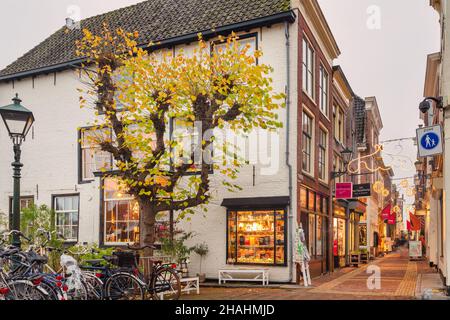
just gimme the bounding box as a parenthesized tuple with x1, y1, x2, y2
(161, 232, 195, 278)
(193, 243, 209, 282)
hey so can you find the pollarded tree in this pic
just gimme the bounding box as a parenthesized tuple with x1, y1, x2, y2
(76, 24, 285, 256)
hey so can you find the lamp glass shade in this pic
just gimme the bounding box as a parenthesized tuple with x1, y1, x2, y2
(0, 96, 35, 138)
(341, 148, 353, 164)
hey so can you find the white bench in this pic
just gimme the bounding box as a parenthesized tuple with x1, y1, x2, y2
(180, 277, 200, 295)
(218, 269, 269, 285)
(158, 276, 200, 300)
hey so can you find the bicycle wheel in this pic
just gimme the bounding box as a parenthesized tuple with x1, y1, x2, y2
(151, 267, 181, 300)
(82, 272, 103, 300)
(5, 280, 48, 300)
(104, 273, 145, 300)
(65, 279, 89, 300)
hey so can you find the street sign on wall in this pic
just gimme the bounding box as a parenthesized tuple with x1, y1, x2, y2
(335, 182, 353, 200)
(352, 183, 371, 198)
(417, 125, 443, 157)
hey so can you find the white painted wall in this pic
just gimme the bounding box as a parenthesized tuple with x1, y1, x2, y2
(0, 23, 298, 282)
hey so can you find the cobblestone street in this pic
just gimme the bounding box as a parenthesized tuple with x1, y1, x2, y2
(183, 250, 443, 300)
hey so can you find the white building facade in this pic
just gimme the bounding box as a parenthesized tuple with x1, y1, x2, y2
(0, 0, 344, 283)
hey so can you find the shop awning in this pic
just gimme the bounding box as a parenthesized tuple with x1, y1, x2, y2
(348, 199, 367, 214)
(221, 196, 290, 209)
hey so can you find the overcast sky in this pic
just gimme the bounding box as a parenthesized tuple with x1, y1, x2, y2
(0, 0, 441, 207)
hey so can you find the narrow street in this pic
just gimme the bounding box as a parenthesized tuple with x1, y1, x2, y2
(184, 249, 444, 300)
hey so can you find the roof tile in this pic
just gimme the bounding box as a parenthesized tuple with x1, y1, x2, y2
(0, 0, 291, 78)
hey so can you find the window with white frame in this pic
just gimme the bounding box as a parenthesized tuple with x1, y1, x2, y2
(214, 35, 257, 61)
(103, 178, 140, 245)
(54, 195, 79, 242)
(302, 111, 314, 174)
(319, 66, 329, 116)
(302, 37, 315, 98)
(318, 128, 328, 181)
(80, 127, 113, 181)
(334, 106, 345, 143)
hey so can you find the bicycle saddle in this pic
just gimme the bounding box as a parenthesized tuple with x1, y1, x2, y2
(26, 252, 48, 264)
(0, 247, 20, 258)
(83, 259, 104, 267)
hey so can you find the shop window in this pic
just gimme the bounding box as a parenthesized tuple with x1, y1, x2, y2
(333, 217, 346, 258)
(316, 216, 323, 257)
(103, 178, 140, 245)
(54, 195, 79, 242)
(308, 214, 316, 256)
(227, 209, 286, 266)
(300, 188, 308, 209)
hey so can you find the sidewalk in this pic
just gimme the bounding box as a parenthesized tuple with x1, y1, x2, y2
(415, 259, 449, 300)
(182, 250, 448, 300)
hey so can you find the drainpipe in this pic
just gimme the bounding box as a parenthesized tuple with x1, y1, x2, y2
(284, 21, 294, 283)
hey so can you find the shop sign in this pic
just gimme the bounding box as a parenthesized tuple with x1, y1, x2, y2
(409, 241, 422, 258)
(335, 182, 353, 200)
(417, 125, 443, 157)
(352, 183, 371, 198)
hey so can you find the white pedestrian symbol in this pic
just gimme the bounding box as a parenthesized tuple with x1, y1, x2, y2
(425, 135, 432, 148)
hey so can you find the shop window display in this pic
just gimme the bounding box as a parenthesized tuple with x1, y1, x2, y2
(227, 209, 286, 265)
(333, 217, 346, 266)
(104, 178, 140, 244)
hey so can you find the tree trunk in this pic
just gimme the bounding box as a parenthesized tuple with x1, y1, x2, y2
(139, 198, 156, 278)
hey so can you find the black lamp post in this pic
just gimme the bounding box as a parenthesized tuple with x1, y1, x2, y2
(0, 94, 34, 248)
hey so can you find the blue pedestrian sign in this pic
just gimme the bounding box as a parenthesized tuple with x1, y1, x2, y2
(417, 125, 443, 157)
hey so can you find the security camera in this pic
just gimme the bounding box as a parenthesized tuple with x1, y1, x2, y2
(419, 99, 431, 114)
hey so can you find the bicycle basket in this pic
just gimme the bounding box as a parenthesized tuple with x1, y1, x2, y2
(112, 251, 139, 268)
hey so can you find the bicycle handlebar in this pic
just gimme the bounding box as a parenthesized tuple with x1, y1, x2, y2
(3, 230, 31, 242)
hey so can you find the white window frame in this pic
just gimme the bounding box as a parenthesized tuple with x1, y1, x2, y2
(302, 106, 315, 176)
(319, 65, 329, 117)
(318, 125, 329, 183)
(103, 178, 140, 246)
(54, 195, 79, 242)
(302, 36, 315, 100)
(80, 127, 114, 182)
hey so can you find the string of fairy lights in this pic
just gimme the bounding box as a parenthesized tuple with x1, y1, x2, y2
(345, 136, 418, 213)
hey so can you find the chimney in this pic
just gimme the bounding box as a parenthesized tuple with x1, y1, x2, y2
(66, 17, 75, 29)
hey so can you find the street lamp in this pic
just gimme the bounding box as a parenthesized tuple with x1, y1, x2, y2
(0, 94, 35, 248)
(414, 160, 423, 172)
(331, 147, 353, 179)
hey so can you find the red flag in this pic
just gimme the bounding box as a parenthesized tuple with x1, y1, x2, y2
(407, 220, 412, 231)
(409, 212, 421, 231)
(388, 212, 396, 225)
(381, 204, 391, 220)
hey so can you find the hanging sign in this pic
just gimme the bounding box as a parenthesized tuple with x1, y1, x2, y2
(352, 183, 371, 198)
(381, 204, 391, 220)
(335, 182, 353, 200)
(417, 125, 443, 157)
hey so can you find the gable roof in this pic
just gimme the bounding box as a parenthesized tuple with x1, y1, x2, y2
(0, 0, 293, 81)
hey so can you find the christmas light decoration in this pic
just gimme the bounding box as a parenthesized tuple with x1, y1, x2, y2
(347, 144, 392, 175)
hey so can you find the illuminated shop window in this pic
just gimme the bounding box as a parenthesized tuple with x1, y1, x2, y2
(103, 178, 140, 245)
(227, 209, 286, 266)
